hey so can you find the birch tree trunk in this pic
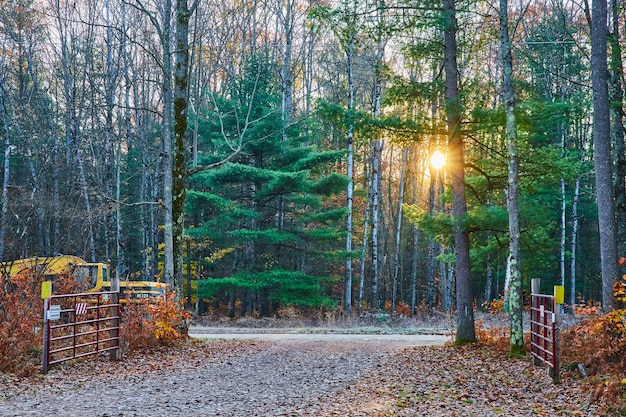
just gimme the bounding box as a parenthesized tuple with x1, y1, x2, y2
(570, 176, 581, 307)
(444, 0, 475, 343)
(571, 122, 590, 307)
(77, 151, 97, 262)
(499, 0, 523, 355)
(392, 147, 407, 313)
(23, 50, 60, 255)
(0, 80, 9, 262)
(370, 12, 386, 311)
(358, 146, 373, 314)
(161, 0, 175, 287)
(344, 29, 355, 315)
(371, 140, 382, 310)
(560, 176, 566, 288)
(484, 237, 493, 304)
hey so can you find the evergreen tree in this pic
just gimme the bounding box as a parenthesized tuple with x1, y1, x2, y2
(188, 57, 347, 313)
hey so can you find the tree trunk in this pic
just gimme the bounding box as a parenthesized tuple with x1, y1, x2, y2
(77, 151, 97, 262)
(570, 176, 581, 308)
(370, 37, 386, 311)
(344, 29, 355, 315)
(609, 0, 626, 261)
(426, 141, 438, 314)
(591, 0, 618, 310)
(371, 140, 383, 310)
(358, 146, 373, 315)
(173, 0, 192, 294)
(499, 0, 523, 355)
(560, 175, 567, 288)
(410, 152, 419, 315)
(104, 0, 118, 269)
(0, 82, 10, 262)
(392, 147, 407, 314)
(444, 0, 475, 343)
(484, 231, 493, 305)
(162, 0, 175, 287)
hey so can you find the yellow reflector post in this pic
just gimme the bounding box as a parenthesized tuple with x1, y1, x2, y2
(41, 281, 52, 299)
(554, 285, 564, 305)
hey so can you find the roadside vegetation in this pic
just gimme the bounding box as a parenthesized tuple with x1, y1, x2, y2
(0, 271, 190, 375)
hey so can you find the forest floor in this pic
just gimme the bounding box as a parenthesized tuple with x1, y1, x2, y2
(0, 313, 610, 417)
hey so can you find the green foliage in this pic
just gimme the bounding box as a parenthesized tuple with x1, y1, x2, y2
(309, 173, 348, 195)
(185, 57, 346, 315)
(314, 98, 424, 145)
(197, 269, 336, 308)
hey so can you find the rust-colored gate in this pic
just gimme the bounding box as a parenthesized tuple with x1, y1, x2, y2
(529, 278, 562, 384)
(42, 283, 120, 373)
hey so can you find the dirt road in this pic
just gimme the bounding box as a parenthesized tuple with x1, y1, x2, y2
(189, 330, 449, 346)
(0, 334, 601, 417)
(0, 335, 442, 417)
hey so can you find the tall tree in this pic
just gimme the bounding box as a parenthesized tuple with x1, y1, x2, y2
(391, 146, 407, 313)
(343, 0, 356, 315)
(0, 68, 9, 262)
(172, 0, 196, 293)
(591, 0, 618, 310)
(499, 0, 523, 355)
(444, 0, 475, 343)
(609, 0, 626, 259)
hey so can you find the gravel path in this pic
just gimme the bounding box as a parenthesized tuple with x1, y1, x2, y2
(0, 336, 602, 417)
(0, 339, 414, 417)
(189, 332, 448, 346)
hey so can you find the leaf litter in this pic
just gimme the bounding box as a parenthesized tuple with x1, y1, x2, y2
(0, 339, 608, 416)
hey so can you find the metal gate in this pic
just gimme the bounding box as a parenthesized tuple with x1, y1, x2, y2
(529, 278, 562, 384)
(42, 282, 120, 373)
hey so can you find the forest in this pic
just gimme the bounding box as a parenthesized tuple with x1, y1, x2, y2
(0, 0, 624, 325)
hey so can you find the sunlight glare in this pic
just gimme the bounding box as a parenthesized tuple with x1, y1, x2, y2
(431, 150, 445, 170)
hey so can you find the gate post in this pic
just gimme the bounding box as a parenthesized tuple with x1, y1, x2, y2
(551, 285, 564, 384)
(109, 274, 120, 361)
(531, 278, 541, 366)
(41, 281, 52, 373)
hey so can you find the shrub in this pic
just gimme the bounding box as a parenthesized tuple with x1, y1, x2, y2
(560, 276, 626, 413)
(120, 293, 191, 351)
(1, 269, 191, 374)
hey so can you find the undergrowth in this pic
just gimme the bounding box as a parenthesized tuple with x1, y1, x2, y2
(560, 277, 626, 415)
(121, 294, 192, 351)
(478, 293, 626, 414)
(0, 270, 190, 375)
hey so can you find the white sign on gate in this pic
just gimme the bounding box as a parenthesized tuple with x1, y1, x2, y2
(47, 305, 61, 321)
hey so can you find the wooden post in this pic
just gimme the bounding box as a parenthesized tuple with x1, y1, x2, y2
(531, 279, 541, 366)
(109, 273, 120, 361)
(531, 278, 540, 295)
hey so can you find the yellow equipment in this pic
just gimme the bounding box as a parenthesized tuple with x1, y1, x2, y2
(0, 255, 168, 301)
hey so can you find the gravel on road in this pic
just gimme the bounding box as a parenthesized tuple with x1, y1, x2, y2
(0, 335, 603, 417)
